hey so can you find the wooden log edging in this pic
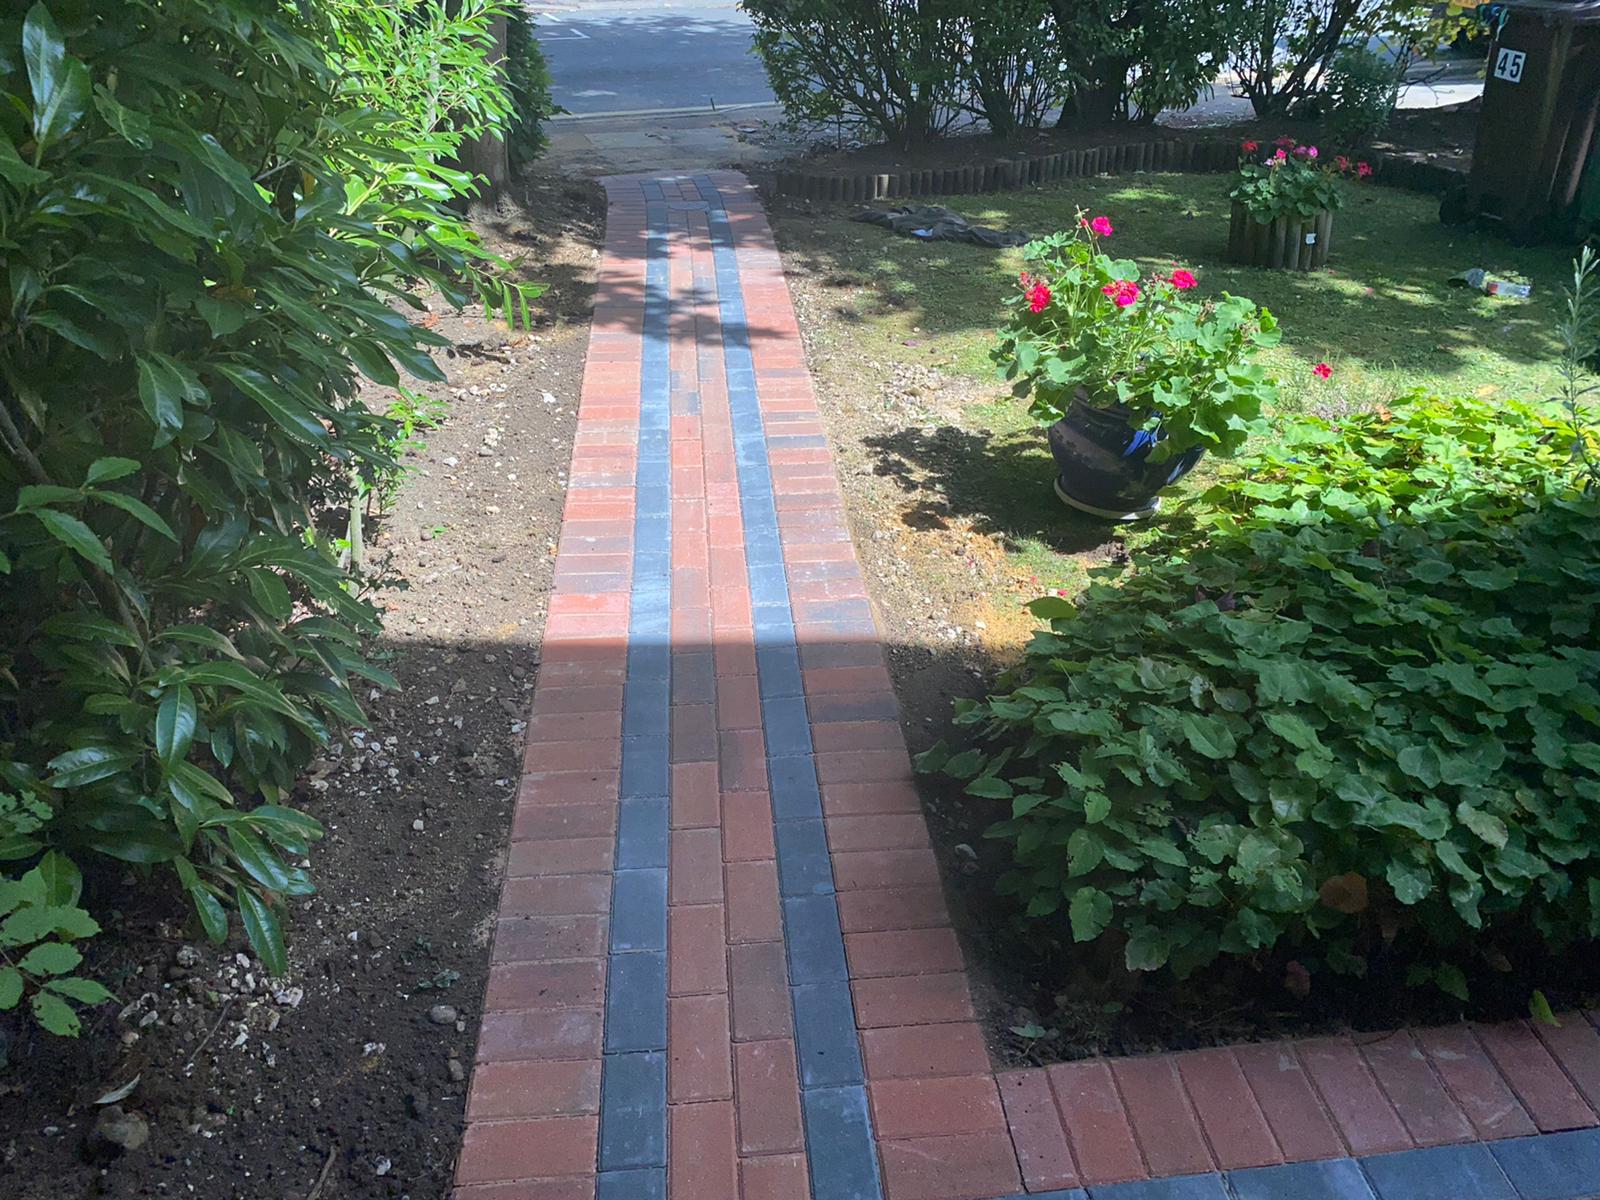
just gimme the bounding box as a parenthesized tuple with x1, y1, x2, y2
(769, 140, 1466, 204)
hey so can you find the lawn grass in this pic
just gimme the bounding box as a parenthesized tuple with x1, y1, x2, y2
(779, 173, 1577, 599)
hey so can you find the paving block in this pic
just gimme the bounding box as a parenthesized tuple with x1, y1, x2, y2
(801, 1085, 884, 1200)
(1358, 1143, 1516, 1200)
(597, 1050, 666, 1170)
(609, 868, 667, 953)
(603, 950, 666, 1053)
(614, 797, 669, 870)
(791, 979, 865, 1088)
(775, 818, 835, 897)
(782, 893, 848, 983)
(1227, 1159, 1377, 1200)
(1490, 1128, 1600, 1200)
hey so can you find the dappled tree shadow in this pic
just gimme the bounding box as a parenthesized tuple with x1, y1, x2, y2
(863, 421, 1125, 559)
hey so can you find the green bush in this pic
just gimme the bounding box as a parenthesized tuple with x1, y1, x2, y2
(960, 0, 1075, 138)
(922, 393, 1600, 996)
(1050, 0, 1252, 125)
(743, 0, 1249, 140)
(1320, 45, 1401, 150)
(0, 0, 514, 1034)
(742, 0, 966, 146)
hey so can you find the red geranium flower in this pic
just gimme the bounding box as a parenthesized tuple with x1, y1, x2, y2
(1356, 161, 1373, 178)
(1335, 155, 1351, 172)
(1313, 362, 1332, 380)
(1169, 269, 1198, 290)
(1241, 139, 1260, 153)
(1027, 282, 1052, 313)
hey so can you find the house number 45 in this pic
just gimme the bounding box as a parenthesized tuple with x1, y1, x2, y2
(1494, 48, 1526, 84)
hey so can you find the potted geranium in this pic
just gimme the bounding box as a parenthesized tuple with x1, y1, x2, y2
(1227, 137, 1370, 270)
(996, 212, 1281, 520)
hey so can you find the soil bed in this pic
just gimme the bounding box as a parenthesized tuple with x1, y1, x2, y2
(0, 172, 603, 1200)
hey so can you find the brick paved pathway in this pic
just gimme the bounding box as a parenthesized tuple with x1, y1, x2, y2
(453, 172, 1600, 1200)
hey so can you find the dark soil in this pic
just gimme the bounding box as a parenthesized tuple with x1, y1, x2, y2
(760, 101, 1481, 182)
(772, 189, 1600, 1076)
(0, 172, 604, 1200)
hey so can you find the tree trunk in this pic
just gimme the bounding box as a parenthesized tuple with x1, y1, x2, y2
(459, 13, 510, 196)
(1058, 61, 1130, 128)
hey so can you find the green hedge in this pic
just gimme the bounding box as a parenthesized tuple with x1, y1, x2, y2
(0, 0, 505, 1035)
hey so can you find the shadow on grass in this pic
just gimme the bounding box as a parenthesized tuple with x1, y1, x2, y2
(773, 176, 1574, 389)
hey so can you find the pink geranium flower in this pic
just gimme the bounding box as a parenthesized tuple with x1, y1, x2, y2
(1089, 216, 1114, 237)
(1313, 362, 1332, 380)
(1356, 161, 1373, 178)
(1027, 282, 1052, 313)
(1101, 280, 1141, 308)
(1169, 269, 1198, 290)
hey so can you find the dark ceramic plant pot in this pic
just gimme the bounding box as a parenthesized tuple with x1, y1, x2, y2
(1046, 397, 1204, 520)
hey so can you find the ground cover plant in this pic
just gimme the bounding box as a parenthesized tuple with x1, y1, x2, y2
(0, 0, 534, 1036)
(921, 389, 1600, 1000)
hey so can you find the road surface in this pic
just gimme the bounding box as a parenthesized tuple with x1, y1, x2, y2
(532, 0, 775, 118)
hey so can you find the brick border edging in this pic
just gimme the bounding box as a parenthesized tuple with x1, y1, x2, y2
(768, 138, 1466, 203)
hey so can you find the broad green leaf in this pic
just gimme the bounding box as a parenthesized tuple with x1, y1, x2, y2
(18, 941, 81, 976)
(36, 851, 81, 907)
(1529, 989, 1560, 1027)
(215, 363, 329, 446)
(92, 84, 152, 148)
(1068, 886, 1113, 942)
(1435, 963, 1469, 1002)
(191, 885, 228, 944)
(237, 887, 287, 976)
(30, 989, 80, 1036)
(246, 569, 293, 621)
(228, 826, 289, 891)
(45, 746, 137, 789)
(32, 508, 111, 572)
(155, 685, 198, 768)
(1180, 712, 1236, 759)
(44, 976, 113, 1005)
(24, 3, 91, 151)
(965, 775, 1012, 800)
(92, 490, 178, 541)
(1385, 860, 1432, 905)
(1124, 925, 1171, 971)
(136, 354, 202, 446)
(1458, 803, 1508, 849)
(84, 457, 139, 485)
(1263, 711, 1318, 750)
(41, 611, 137, 647)
(0, 966, 21, 1008)
(180, 660, 302, 719)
